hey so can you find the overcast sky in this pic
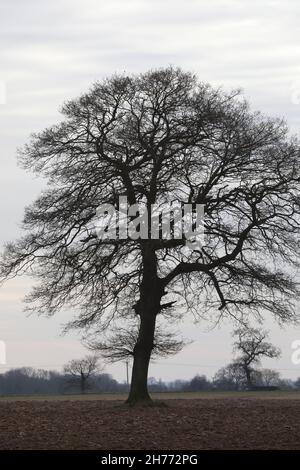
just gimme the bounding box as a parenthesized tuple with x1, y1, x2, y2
(1, 0, 300, 383)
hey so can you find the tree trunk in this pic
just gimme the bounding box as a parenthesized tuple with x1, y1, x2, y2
(126, 311, 157, 405)
(126, 244, 162, 406)
(80, 374, 85, 394)
(245, 366, 252, 389)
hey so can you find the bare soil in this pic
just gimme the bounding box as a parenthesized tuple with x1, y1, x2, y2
(0, 396, 299, 449)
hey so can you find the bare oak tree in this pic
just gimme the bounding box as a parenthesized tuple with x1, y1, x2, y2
(63, 354, 102, 394)
(0, 67, 299, 404)
(233, 328, 281, 388)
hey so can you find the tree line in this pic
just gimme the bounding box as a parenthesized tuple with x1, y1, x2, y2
(0, 364, 299, 396)
(1, 326, 294, 395)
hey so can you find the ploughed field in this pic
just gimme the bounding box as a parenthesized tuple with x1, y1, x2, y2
(0, 393, 300, 449)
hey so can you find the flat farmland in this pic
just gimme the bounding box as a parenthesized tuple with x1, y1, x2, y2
(0, 392, 299, 449)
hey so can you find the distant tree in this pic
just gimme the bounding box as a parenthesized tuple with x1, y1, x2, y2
(167, 379, 190, 392)
(277, 378, 295, 390)
(253, 368, 281, 387)
(0, 367, 65, 395)
(147, 377, 168, 392)
(63, 355, 102, 394)
(1, 67, 300, 405)
(93, 373, 123, 393)
(233, 328, 280, 389)
(213, 362, 246, 391)
(294, 377, 300, 389)
(0, 367, 127, 396)
(1, 368, 38, 395)
(184, 374, 211, 392)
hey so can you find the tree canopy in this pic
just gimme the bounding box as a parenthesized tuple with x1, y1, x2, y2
(1, 67, 299, 403)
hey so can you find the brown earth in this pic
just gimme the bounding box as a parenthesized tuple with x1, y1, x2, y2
(0, 397, 299, 450)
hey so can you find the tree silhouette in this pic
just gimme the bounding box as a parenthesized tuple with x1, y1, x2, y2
(233, 328, 281, 388)
(1, 67, 299, 404)
(213, 362, 246, 390)
(253, 368, 281, 388)
(63, 354, 102, 394)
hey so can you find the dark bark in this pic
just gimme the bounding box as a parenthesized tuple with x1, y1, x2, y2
(126, 245, 162, 405)
(80, 373, 86, 394)
(244, 365, 252, 389)
(126, 312, 157, 405)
